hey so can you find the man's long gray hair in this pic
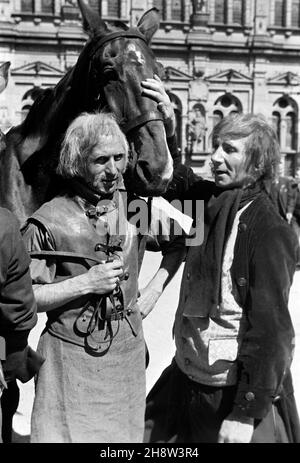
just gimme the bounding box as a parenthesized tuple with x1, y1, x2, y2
(57, 112, 129, 178)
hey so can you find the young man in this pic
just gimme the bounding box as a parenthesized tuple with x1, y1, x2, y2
(142, 78, 300, 443)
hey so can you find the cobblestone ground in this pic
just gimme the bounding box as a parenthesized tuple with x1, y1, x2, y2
(11, 253, 300, 442)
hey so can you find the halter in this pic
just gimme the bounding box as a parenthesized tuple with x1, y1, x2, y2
(89, 30, 164, 134)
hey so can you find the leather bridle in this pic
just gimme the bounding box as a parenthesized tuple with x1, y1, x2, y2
(89, 30, 164, 134)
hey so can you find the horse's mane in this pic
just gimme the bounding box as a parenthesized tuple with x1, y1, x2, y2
(21, 68, 74, 139)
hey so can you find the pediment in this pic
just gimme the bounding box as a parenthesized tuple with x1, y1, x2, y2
(205, 69, 252, 84)
(11, 61, 65, 78)
(267, 72, 300, 86)
(162, 66, 192, 81)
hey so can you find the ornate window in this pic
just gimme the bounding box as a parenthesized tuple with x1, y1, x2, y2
(233, 0, 244, 25)
(291, 0, 300, 28)
(286, 112, 296, 150)
(214, 0, 226, 23)
(274, 0, 285, 26)
(272, 96, 298, 174)
(272, 111, 281, 144)
(41, 0, 54, 14)
(21, 0, 34, 13)
(20, 0, 55, 14)
(213, 110, 223, 127)
(107, 0, 121, 18)
(213, 93, 242, 118)
(171, 0, 183, 21)
(168, 92, 182, 149)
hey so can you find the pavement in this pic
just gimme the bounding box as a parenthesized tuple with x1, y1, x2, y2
(11, 252, 300, 442)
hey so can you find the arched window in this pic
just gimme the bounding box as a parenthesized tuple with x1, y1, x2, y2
(273, 96, 298, 175)
(291, 0, 300, 28)
(214, 0, 226, 23)
(272, 111, 281, 143)
(274, 0, 285, 27)
(213, 110, 223, 127)
(171, 0, 183, 21)
(107, 0, 121, 18)
(21, 0, 34, 13)
(286, 112, 296, 150)
(41, 0, 54, 14)
(214, 93, 242, 117)
(21, 86, 44, 122)
(168, 92, 182, 149)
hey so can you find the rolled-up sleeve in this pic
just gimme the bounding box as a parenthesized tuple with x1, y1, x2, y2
(21, 221, 57, 285)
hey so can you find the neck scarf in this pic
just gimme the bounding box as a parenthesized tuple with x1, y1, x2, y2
(183, 182, 262, 318)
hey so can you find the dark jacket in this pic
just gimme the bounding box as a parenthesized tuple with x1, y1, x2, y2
(163, 160, 299, 438)
(0, 207, 42, 383)
(268, 176, 298, 220)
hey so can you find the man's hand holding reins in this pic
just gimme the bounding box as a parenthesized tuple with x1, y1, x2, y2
(83, 260, 124, 295)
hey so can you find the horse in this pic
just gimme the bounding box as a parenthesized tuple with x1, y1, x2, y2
(0, 2, 173, 224)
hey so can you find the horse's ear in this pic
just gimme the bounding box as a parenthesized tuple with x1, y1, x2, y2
(77, 0, 108, 37)
(137, 7, 160, 43)
(0, 61, 10, 94)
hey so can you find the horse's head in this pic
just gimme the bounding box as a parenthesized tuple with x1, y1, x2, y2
(76, 2, 173, 196)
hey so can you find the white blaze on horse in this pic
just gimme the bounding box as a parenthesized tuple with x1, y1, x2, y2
(0, 3, 173, 223)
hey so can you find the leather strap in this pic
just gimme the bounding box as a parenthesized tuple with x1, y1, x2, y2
(89, 30, 148, 58)
(29, 250, 104, 265)
(121, 110, 164, 134)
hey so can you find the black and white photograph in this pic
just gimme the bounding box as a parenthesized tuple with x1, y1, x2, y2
(0, 0, 300, 450)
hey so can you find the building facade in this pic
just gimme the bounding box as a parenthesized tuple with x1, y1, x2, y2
(1, 0, 300, 176)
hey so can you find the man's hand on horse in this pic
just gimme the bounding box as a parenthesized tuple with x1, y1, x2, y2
(141, 75, 176, 138)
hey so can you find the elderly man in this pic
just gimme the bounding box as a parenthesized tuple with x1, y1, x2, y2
(21, 111, 187, 443)
(142, 78, 300, 444)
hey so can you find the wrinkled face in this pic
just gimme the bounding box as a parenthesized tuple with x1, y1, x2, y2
(211, 136, 249, 189)
(92, 37, 173, 196)
(84, 139, 127, 196)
